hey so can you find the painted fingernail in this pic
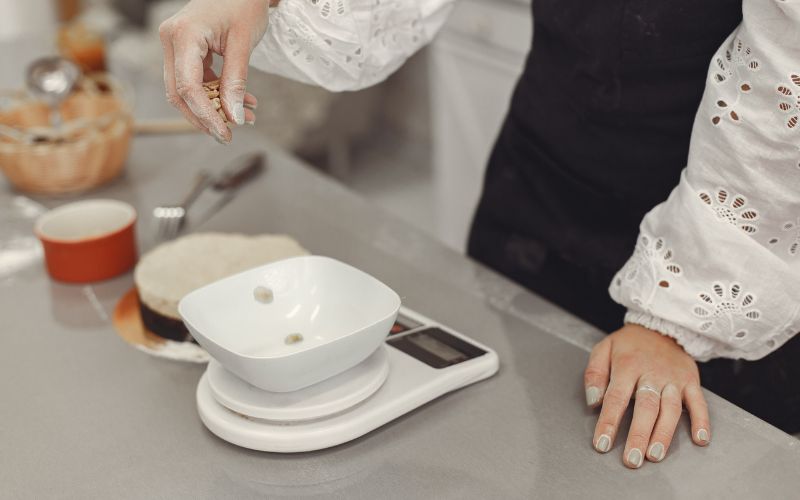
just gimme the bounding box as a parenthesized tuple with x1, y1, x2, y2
(627, 448, 643, 468)
(585, 386, 601, 406)
(233, 100, 245, 125)
(245, 118, 256, 126)
(244, 102, 257, 111)
(696, 428, 710, 444)
(595, 434, 611, 453)
(211, 132, 229, 145)
(648, 442, 665, 462)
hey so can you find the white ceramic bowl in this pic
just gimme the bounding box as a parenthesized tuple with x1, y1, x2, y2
(179, 256, 401, 392)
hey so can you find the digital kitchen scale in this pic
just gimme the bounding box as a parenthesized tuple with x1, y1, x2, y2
(196, 307, 499, 453)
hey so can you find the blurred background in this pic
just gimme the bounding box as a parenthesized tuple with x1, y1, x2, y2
(0, 0, 531, 253)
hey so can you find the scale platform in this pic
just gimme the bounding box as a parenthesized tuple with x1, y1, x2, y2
(196, 307, 499, 453)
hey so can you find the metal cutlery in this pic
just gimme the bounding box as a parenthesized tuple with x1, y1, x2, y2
(25, 57, 80, 128)
(192, 152, 266, 225)
(152, 152, 265, 240)
(153, 170, 212, 240)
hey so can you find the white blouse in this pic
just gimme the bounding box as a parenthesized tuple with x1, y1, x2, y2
(250, 0, 800, 361)
(251, 0, 455, 91)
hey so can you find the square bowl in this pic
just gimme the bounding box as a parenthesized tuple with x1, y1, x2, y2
(178, 256, 401, 392)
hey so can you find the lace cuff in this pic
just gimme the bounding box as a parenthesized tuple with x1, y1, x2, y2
(624, 311, 723, 362)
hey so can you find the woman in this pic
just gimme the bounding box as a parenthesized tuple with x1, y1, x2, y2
(158, 0, 800, 468)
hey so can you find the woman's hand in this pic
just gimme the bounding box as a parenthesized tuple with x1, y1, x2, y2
(584, 324, 710, 468)
(159, 0, 270, 144)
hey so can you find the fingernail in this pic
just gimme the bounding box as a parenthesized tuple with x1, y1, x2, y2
(210, 130, 229, 145)
(595, 434, 611, 453)
(585, 386, 601, 406)
(627, 448, 643, 468)
(245, 118, 255, 126)
(696, 428, 710, 444)
(233, 100, 245, 125)
(244, 102, 257, 111)
(648, 442, 665, 462)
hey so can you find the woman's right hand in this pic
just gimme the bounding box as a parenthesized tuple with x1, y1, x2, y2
(159, 0, 271, 144)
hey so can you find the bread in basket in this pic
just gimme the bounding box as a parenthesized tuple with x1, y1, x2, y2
(0, 73, 132, 195)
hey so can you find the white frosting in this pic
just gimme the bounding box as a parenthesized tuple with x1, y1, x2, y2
(134, 232, 308, 319)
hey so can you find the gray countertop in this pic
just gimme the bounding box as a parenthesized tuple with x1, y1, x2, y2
(2, 99, 800, 499)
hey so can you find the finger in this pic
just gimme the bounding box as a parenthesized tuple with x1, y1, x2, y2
(584, 340, 611, 408)
(593, 364, 637, 454)
(220, 29, 252, 125)
(173, 33, 231, 143)
(244, 92, 258, 110)
(647, 383, 682, 462)
(623, 380, 663, 469)
(228, 109, 256, 127)
(159, 21, 210, 134)
(684, 383, 711, 446)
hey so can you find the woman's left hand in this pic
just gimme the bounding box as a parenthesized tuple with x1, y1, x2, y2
(584, 323, 711, 468)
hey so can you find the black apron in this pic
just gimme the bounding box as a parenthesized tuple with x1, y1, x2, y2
(468, 0, 800, 434)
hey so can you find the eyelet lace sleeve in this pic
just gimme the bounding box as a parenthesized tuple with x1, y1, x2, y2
(610, 0, 800, 362)
(249, 0, 455, 91)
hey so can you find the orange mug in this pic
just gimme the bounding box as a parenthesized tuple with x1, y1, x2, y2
(35, 199, 137, 283)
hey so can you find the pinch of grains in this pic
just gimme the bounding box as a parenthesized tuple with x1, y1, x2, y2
(203, 79, 227, 123)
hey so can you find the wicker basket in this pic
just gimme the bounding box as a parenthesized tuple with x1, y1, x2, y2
(0, 74, 132, 195)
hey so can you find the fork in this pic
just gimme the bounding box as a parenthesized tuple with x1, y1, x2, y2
(153, 170, 211, 240)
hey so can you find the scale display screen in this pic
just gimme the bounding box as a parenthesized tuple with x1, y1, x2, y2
(388, 327, 487, 368)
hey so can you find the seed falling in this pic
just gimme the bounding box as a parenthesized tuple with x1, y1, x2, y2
(253, 286, 274, 303)
(285, 333, 304, 345)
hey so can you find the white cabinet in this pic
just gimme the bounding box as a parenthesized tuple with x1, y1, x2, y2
(429, 0, 532, 252)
